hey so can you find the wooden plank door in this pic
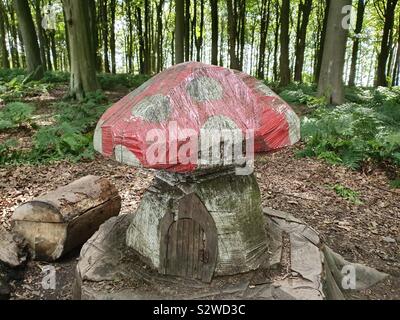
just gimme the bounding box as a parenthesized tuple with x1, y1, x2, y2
(160, 194, 218, 283)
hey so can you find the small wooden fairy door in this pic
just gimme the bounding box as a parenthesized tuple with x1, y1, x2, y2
(160, 193, 218, 283)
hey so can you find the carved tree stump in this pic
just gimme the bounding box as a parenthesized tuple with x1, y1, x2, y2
(12, 176, 121, 262)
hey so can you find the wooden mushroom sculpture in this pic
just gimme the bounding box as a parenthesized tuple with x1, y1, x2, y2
(93, 62, 301, 282)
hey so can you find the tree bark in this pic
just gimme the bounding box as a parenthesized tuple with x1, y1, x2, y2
(279, 0, 291, 86)
(100, 0, 110, 73)
(156, 0, 165, 72)
(210, 0, 218, 65)
(376, 0, 398, 87)
(257, 0, 271, 79)
(315, 0, 330, 83)
(348, 0, 367, 86)
(392, 16, 400, 86)
(143, 0, 151, 74)
(110, 0, 116, 74)
(195, 0, 204, 62)
(273, 0, 280, 81)
(184, 0, 190, 61)
(14, 0, 43, 80)
(294, 0, 312, 83)
(63, 0, 100, 100)
(175, 0, 185, 64)
(317, 0, 352, 105)
(0, 3, 10, 68)
(227, 0, 240, 70)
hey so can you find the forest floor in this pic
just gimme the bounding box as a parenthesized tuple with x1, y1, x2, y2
(0, 85, 399, 300)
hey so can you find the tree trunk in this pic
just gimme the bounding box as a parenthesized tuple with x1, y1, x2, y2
(0, 3, 10, 69)
(100, 0, 110, 73)
(238, 0, 246, 69)
(315, 0, 330, 83)
(294, 0, 312, 83)
(136, 7, 145, 74)
(88, 0, 100, 72)
(317, 0, 351, 105)
(8, 4, 20, 68)
(144, 0, 151, 74)
(257, 0, 271, 79)
(156, 0, 165, 72)
(126, 0, 133, 73)
(348, 0, 367, 86)
(392, 16, 400, 86)
(110, 0, 116, 74)
(33, 0, 48, 71)
(195, 0, 204, 62)
(63, 0, 100, 100)
(14, 0, 43, 80)
(184, 0, 190, 61)
(227, 0, 240, 70)
(49, 31, 57, 70)
(210, 0, 218, 65)
(175, 0, 185, 64)
(376, 0, 398, 87)
(279, 0, 291, 86)
(273, 0, 280, 81)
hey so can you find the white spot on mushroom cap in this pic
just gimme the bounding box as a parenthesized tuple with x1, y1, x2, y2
(187, 77, 224, 102)
(93, 120, 104, 154)
(114, 145, 142, 167)
(202, 115, 239, 131)
(132, 94, 171, 123)
(199, 115, 242, 167)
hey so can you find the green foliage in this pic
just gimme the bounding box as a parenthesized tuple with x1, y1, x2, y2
(28, 92, 108, 163)
(278, 82, 327, 108)
(0, 92, 109, 165)
(299, 87, 400, 172)
(390, 179, 400, 189)
(0, 102, 35, 130)
(0, 139, 21, 165)
(0, 69, 27, 82)
(330, 184, 363, 204)
(98, 73, 151, 90)
(42, 71, 69, 83)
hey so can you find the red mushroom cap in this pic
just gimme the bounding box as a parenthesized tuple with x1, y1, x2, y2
(94, 62, 300, 173)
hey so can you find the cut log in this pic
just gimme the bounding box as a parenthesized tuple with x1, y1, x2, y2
(12, 176, 121, 262)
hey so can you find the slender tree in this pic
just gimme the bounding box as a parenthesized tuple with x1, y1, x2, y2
(0, 2, 10, 68)
(175, 0, 185, 63)
(348, 0, 368, 86)
(392, 16, 400, 86)
(315, 0, 330, 83)
(318, 0, 352, 105)
(110, 0, 116, 74)
(227, 0, 240, 70)
(14, 0, 44, 80)
(257, 0, 271, 79)
(279, 0, 291, 86)
(210, 0, 218, 65)
(195, 0, 204, 62)
(294, 0, 312, 82)
(376, 0, 399, 86)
